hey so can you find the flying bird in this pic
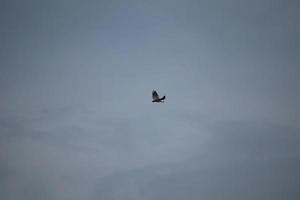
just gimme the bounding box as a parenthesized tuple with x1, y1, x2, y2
(152, 90, 166, 103)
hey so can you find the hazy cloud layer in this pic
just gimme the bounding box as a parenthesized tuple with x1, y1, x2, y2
(1, 0, 299, 199)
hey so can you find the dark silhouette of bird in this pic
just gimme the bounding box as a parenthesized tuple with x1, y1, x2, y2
(152, 90, 166, 102)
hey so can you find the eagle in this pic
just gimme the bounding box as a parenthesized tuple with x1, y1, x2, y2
(152, 90, 166, 103)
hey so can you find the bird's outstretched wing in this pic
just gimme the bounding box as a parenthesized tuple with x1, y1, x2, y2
(152, 90, 159, 100)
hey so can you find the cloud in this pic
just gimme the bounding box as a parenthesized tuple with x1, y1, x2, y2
(91, 120, 300, 200)
(1, 102, 299, 200)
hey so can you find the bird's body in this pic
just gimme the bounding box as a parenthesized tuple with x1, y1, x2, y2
(152, 90, 166, 102)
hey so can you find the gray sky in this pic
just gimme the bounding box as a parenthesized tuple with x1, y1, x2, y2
(0, 0, 299, 199)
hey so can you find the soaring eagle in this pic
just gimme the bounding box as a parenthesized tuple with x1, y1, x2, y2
(152, 90, 166, 102)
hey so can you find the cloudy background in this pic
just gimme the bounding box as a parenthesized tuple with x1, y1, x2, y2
(0, 0, 299, 199)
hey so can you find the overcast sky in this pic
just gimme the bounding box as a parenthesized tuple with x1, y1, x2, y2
(0, 0, 299, 199)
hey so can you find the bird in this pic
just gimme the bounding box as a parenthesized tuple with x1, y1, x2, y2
(152, 90, 166, 102)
